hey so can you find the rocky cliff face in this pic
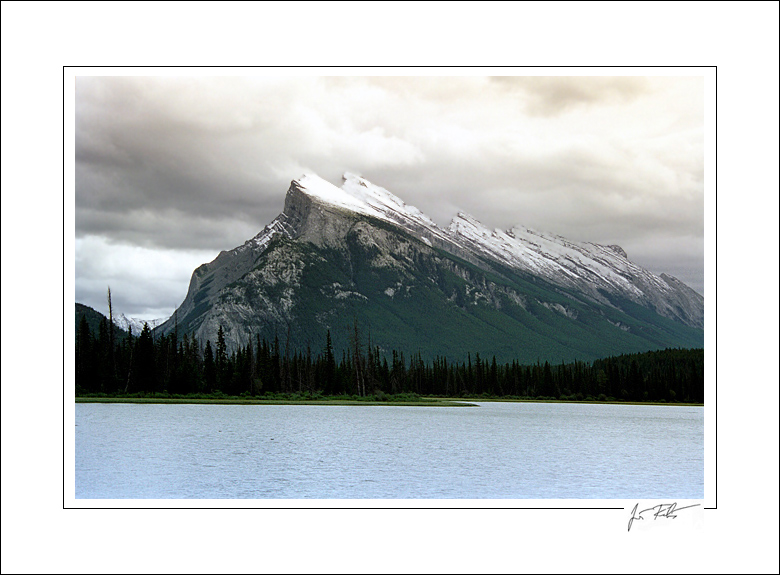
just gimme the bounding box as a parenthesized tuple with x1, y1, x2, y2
(157, 173, 704, 361)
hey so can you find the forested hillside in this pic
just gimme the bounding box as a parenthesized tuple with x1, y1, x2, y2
(76, 305, 703, 403)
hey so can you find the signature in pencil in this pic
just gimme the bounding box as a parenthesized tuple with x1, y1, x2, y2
(628, 502, 700, 532)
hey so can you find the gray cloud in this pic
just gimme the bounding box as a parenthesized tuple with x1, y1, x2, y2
(75, 75, 704, 318)
(490, 76, 651, 116)
(76, 236, 217, 319)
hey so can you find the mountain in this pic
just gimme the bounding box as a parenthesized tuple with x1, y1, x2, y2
(113, 313, 166, 335)
(75, 303, 129, 340)
(75, 303, 163, 338)
(157, 173, 703, 363)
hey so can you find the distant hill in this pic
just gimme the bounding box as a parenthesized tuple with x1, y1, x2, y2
(75, 303, 129, 340)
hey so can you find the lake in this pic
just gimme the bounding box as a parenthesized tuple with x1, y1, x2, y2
(75, 401, 703, 499)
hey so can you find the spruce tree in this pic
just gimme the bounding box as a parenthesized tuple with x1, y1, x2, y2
(216, 326, 228, 392)
(76, 315, 94, 393)
(324, 330, 336, 395)
(134, 323, 156, 393)
(203, 340, 216, 393)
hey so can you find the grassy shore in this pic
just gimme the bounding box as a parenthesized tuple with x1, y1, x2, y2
(436, 397, 704, 407)
(75, 396, 477, 407)
(75, 394, 701, 407)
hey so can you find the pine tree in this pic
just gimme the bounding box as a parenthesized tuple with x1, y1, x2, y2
(489, 356, 499, 395)
(97, 317, 110, 393)
(323, 330, 336, 395)
(216, 325, 228, 392)
(350, 320, 365, 396)
(133, 322, 156, 393)
(271, 334, 281, 393)
(76, 314, 95, 393)
(203, 340, 216, 393)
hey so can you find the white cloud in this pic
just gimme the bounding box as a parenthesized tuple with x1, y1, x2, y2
(75, 236, 216, 320)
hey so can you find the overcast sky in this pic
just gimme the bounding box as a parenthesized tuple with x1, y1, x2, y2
(75, 74, 705, 320)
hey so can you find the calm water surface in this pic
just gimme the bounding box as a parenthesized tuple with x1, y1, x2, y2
(75, 402, 703, 499)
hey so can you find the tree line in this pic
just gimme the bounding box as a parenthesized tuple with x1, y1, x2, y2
(76, 311, 704, 403)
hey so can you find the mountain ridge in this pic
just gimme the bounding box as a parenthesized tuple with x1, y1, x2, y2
(156, 173, 703, 362)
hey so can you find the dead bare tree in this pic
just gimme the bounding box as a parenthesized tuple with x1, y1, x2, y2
(107, 286, 117, 389)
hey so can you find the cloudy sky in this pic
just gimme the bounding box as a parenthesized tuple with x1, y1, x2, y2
(75, 74, 705, 320)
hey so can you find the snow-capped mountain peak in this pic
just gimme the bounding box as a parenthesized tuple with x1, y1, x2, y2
(293, 172, 441, 232)
(156, 171, 703, 357)
(113, 313, 166, 334)
(285, 173, 702, 327)
(340, 172, 436, 226)
(449, 211, 493, 236)
(295, 173, 384, 219)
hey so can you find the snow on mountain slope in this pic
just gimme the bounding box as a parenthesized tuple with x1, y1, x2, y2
(340, 172, 437, 229)
(244, 213, 295, 253)
(296, 173, 388, 220)
(158, 171, 703, 347)
(449, 213, 641, 293)
(293, 171, 671, 302)
(114, 313, 166, 334)
(447, 211, 702, 326)
(293, 172, 461, 250)
(290, 172, 702, 328)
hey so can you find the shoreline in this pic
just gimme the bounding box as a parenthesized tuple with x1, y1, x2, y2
(74, 396, 702, 407)
(74, 397, 477, 407)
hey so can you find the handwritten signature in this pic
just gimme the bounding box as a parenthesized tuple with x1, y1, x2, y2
(628, 502, 700, 532)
